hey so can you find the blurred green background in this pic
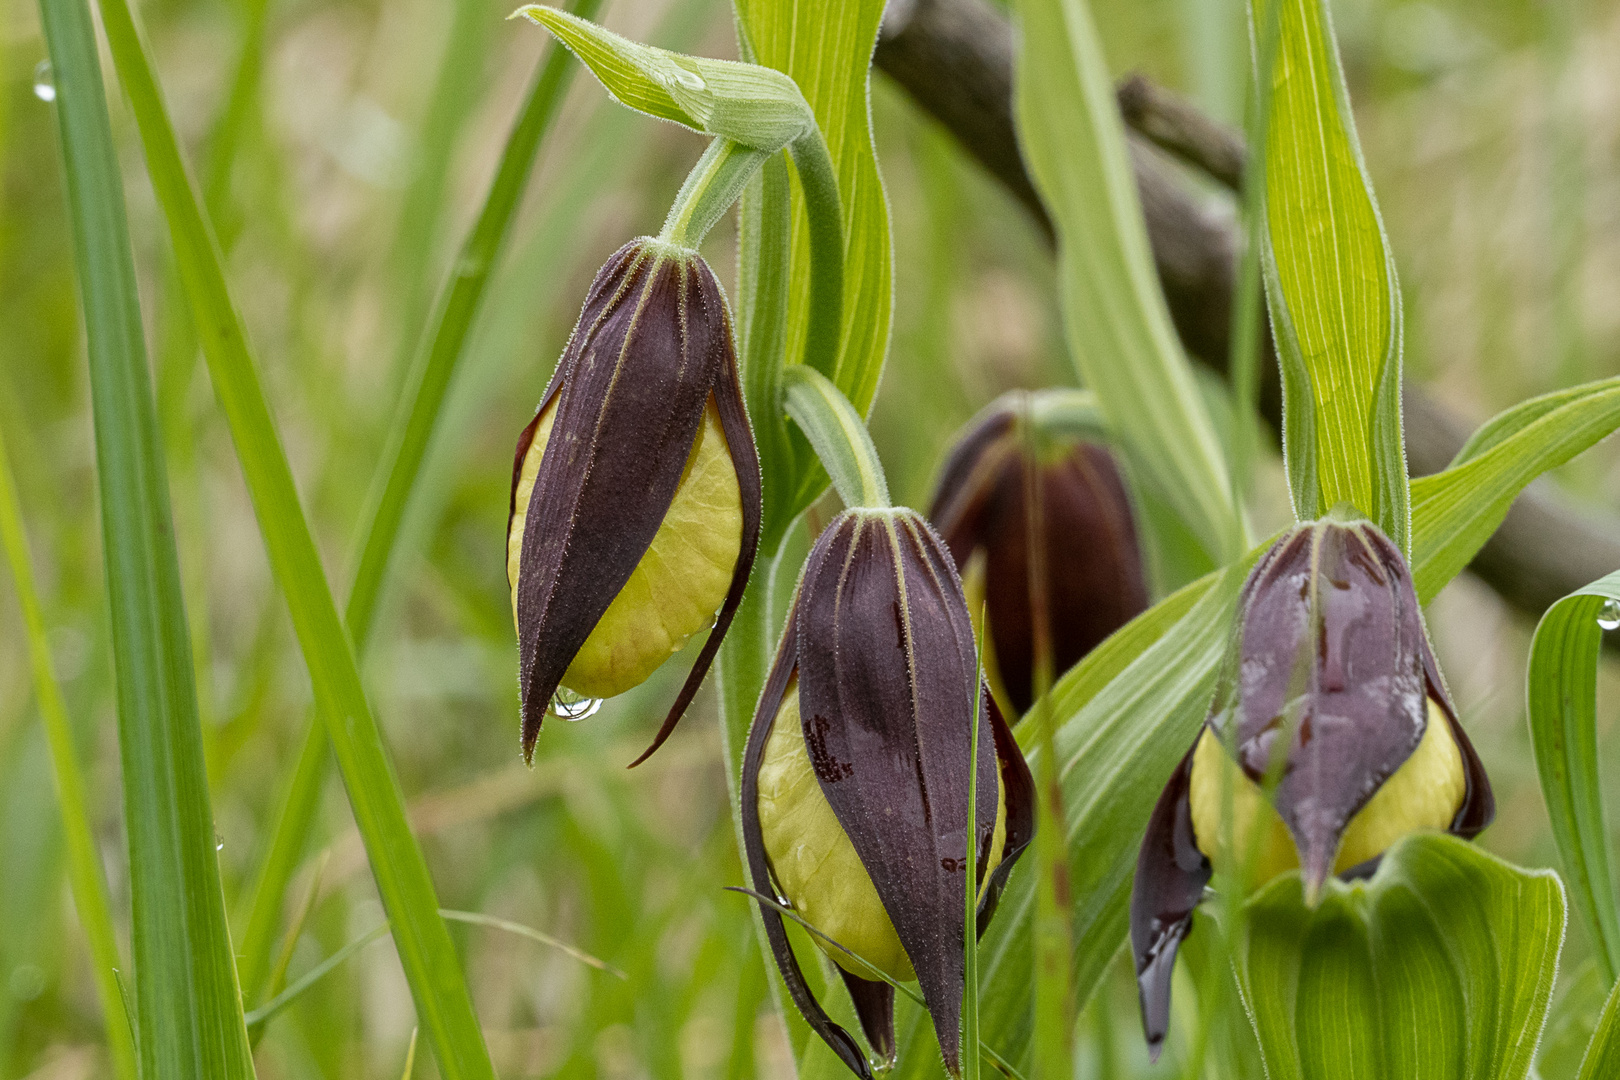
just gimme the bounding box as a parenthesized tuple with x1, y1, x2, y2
(0, 0, 1616, 1076)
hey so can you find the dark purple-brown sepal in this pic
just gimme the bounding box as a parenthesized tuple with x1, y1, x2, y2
(1216, 519, 1492, 895)
(1128, 741, 1209, 1061)
(929, 394, 1149, 714)
(508, 238, 761, 764)
(740, 617, 873, 1080)
(1127, 518, 1495, 1059)
(741, 509, 1035, 1077)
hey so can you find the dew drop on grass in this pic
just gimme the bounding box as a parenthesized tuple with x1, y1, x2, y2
(551, 687, 602, 722)
(32, 60, 55, 102)
(1598, 599, 1620, 631)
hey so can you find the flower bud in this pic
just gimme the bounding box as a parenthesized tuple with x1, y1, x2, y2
(508, 238, 761, 764)
(741, 508, 1034, 1078)
(929, 392, 1148, 717)
(1129, 518, 1494, 1057)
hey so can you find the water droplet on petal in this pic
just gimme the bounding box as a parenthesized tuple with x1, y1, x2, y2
(215, 834, 225, 851)
(550, 687, 602, 722)
(33, 60, 56, 102)
(1597, 599, 1620, 631)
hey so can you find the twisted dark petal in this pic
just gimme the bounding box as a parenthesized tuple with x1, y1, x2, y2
(1129, 740, 1209, 1063)
(739, 617, 873, 1080)
(511, 241, 727, 762)
(837, 970, 896, 1067)
(977, 694, 1034, 936)
(1221, 522, 1430, 893)
(796, 510, 998, 1076)
(628, 291, 762, 767)
(930, 405, 1148, 714)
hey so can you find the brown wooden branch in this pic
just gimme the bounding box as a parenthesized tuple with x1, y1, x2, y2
(874, 0, 1620, 621)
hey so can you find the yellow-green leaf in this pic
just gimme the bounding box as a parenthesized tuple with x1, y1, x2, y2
(1256, 0, 1407, 549)
(1013, 0, 1240, 565)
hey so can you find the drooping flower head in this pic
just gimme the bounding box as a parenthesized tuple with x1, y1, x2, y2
(1130, 517, 1494, 1057)
(929, 392, 1148, 717)
(742, 508, 1034, 1078)
(508, 238, 761, 764)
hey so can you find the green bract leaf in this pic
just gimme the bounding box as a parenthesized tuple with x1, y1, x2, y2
(36, 0, 256, 1074)
(1527, 569, 1620, 983)
(514, 5, 813, 152)
(782, 366, 890, 510)
(1254, 0, 1408, 551)
(1013, 0, 1240, 565)
(1410, 377, 1620, 602)
(1238, 834, 1565, 1080)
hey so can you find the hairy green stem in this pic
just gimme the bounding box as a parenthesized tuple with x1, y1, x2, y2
(785, 130, 844, 382)
(660, 137, 770, 249)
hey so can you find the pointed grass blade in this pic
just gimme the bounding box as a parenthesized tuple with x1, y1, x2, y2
(35, 0, 255, 1073)
(0, 421, 138, 1080)
(88, 0, 495, 1073)
(235, 0, 600, 1012)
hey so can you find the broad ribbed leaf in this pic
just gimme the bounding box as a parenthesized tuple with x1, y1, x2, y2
(89, 0, 496, 1073)
(36, 0, 255, 1074)
(1527, 570, 1620, 983)
(517, 5, 813, 152)
(1240, 834, 1564, 1080)
(1013, 0, 1239, 565)
(1254, 0, 1408, 550)
(734, 0, 893, 510)
(1410, 377, 1620, 601)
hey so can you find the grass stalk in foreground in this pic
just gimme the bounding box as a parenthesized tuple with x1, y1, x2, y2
(235, 0, 599, 1005)
(89, 0, 496, 1072)
(0, 425, 138, 1080)
(36, 0, 256, 1073)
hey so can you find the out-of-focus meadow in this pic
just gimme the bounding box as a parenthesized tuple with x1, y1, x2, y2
(0, 0, 1617, 1076)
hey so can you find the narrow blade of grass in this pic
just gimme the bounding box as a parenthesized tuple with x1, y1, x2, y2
(0, 420, 138, 1080)
(35, 0, 256, 1074)
(234, 0, 598, 1006)
(89, 0, 496, 1073)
